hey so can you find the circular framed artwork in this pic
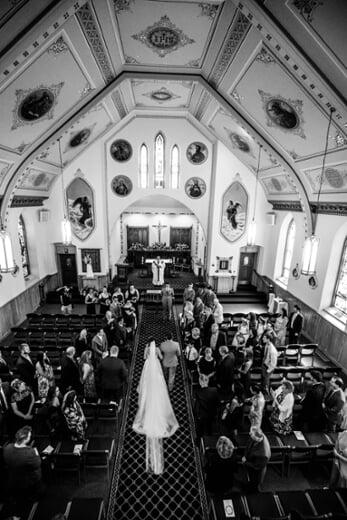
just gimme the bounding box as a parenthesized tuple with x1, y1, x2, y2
(186, 142, 208, 165)
(266, 99, 299, 130)
(19, 88, 55, 121)
(69, 128, 91, 147)
(308, 275, 318, 289)
(111, 175, 132, 197)
(185, 177, 206, 199)
(110, 139, 132, 162)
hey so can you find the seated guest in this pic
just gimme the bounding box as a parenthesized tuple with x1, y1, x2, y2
(216, 346, 235, 400)
(197, 347, 216, 384)
(124, 284, 140, 317)
(323, 376, 345, 432)
(274, 308, 288, 346)
(10, 379, 35, 438)
(91, 328, 108, 366)
(16, 343, 36, 391)
(0, 376, 10, 442)
(207, 323, 227, 355)
(79, 350, 97, 400)
(212, 298, 224, 325)
(3, 426, 44, 519)
(60, 346, 82, 395)
(112, 286, 124, 304)
(194, 374, 219, 438)
(96, 345, 128, 403)
(62, 390, 87, 441)
(242, 427, 271, 492)
(184, 342, 199, 372)
(248, 384, 265, 429)
(35, 352, 55, 401)
(193, 296, 204, 328)
(299, 370, 325, 432)
(205, 436, 237, 496)
(74, 328, 90, 358)
(270, 380, 294, 435)
(85, 287, 97, 315)
(98, 286, 111, 315)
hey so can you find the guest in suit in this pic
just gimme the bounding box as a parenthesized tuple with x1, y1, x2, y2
(203, 286, 216, 309)
(323, 376, 345, 432)
(183, 283, 195, 305)
(0, 377, 10, 442)
(242, 427, 271, 492)
(193, 296, 204, 328)
(60, 346, 82, 394)
(16, 343, 36, 392)
(216, 346, 235, 400)
(160, 333, 181, 391)
(96, 345, 128, 402)
(207, 323, 227, 355)
(113, 317, 128, 349)
(91, 328, 108, 366)
(202, 306, 215, 345)
(299, 370, 325, 431)
(194, 374, 219, 438)
(288, 304, 304, 344)
(205, 436, 237, 496)
(161, 283, 175, 321)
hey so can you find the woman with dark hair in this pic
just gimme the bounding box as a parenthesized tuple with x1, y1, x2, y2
(197, 347, 216, 385)
(85, 287, 97, 315)
(39, 386, 64, 439)
(61, 390, 87, 441)
(124, 284, 140, 317)
(112, 287, 124, 305)
(79, 350, 97, 400)
(10, 379, 35, 437)
(74, 328, 90, 358)
(98, 286, 111, 315)
(35, 352, 54, 400)
(274, 308, 289, 346)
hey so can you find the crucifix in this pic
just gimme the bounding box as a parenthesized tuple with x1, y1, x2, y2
(152, 221, 167, 243)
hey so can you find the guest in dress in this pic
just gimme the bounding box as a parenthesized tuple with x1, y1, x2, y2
(10, 379, 35, 438)
(98, 286, 111, 315)
(183, 283, 195, 305)
(123, 302, 137, 338)
(103, 310, 117, 345)
(112, 287, 124, 305)
(248, 384, 265, 429)
(39, 386, 64, 439)
(270, 380, 294, 435)
(62, 390, 87, 441)
(124, 284, 140, 317)
(274, 308, 289, 346)
(161, 283, 175, 321)
(79, 350, 97, 400)
(198, 347, 216, 385)
(212, 298, 224, 325)
(182, 300, 194, 330)
(85, 287, 97, 315)
(35, 352, 54, 401)
(74, 328, 90, 358)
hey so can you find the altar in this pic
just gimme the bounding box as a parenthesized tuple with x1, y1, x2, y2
(127, 248, 191, 267)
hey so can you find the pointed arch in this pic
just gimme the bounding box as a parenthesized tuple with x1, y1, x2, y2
(18, 214, 30, 278)
(139, 143, 148, 188)
(154, 132, 165, 188)
(171, 145, 179, 189)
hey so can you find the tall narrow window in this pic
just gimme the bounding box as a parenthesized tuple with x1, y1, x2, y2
(139, 143, 148, 188)
(281, 218, 296, 283)
(333, 238, 347, 317)
(171, 145, 179, 189)
(154, 132, 164, 188)
(18, 215, 30, 278)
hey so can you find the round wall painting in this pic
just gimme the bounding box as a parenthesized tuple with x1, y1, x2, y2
(185, 177, 206, 199)
(111, 175, 132, 197)
(186, 142, 208, 165)
(110, 139, 132, 162)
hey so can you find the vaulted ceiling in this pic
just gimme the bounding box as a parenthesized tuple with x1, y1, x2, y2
(0, 0, 346, 228)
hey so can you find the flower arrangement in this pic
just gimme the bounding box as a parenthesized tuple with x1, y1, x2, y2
(130, 242, 144, 250)
(175, 243, 190, 250)
(151, 242, 169, 250)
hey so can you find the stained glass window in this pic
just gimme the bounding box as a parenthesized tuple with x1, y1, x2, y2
(171, 145, 179, 189)
(281, 218, 295, 283)
(333, 238, 347, 316)
(18, 215, 30, 278)
(139, 143, 148, 188)
(154, 133, 164, 188)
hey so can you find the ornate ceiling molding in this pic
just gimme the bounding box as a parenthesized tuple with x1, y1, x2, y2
(270, 200, 347, 216)
(10, 195, 48, 207)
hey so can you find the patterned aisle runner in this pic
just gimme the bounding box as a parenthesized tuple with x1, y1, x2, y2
(107, 306, 208, 520)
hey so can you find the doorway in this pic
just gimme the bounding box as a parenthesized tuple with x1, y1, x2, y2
(238, 251, 258, 286)
(55, 244, 78, 287)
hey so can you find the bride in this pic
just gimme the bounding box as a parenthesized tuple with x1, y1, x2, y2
(133, 337, 179, 474)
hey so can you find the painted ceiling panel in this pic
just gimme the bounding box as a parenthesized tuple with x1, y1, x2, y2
(261, 173, 298, 195)
(0, 159, 13, 194)
(303, 162, 347, 194)
(131, 79, 194, 109)
(17, 167, 57, 192)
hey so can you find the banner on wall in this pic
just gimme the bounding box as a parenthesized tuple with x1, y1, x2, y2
(66, 177, 95, 241)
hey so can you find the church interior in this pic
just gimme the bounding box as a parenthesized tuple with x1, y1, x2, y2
(0, 0, 347, 518)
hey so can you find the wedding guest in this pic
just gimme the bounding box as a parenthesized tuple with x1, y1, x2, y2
(207, 323, 227, 354)
(161, 282, 175, 321)
(221, 395, 243, 439)
(109, 294, 123, 320)
(39, 386, 64, 439)
(16, 343, 36, 391)
(85, 287, 97, 315)
(35, 352, 54, 401)
(98, 286, 111, 315)
(10, 379, 35, 437)
(242, 427, 271, 492)
(0, 350, 12, 378)
(96, 345, 128, 402)
(248, 312, 258, 337)
(79, 350, 97, 400)
(194, 374, 219, 438)
(74, 328, 90, 358)
(212, 298, 224, 325)
(261, 333, 278, 396)
(182, 300, 194, 330)
(189, 327, 203, 353)
(57, 285, 73, 315)
(323, 376, 345, 432)
(60, 346, 82, 394)
(270, 380, 294, 435)
(340, 388, 347, 431)
(203, 286, 216, 309)
(197, 347, 216, 384)
(103, 310, 117, 345)
(239, 343, 254, 396)
(216, 346, 235, 400)
(274, 308, 289, 346)
(288, 304, 304, 344)
(62, 390, 87, 441)
(183, 283, 195, 305)
(184, 342, 199, 372)
(91, 328, 108, 366)
(124, 284, 140, 317)
(205, 436, 237, 496)
(248, 384, 265, 429)
(193, 296, 204, 328)
(123, 301, 137, 335)
(299, 370, 325, 431)
(112, 286, 124, 304)
(202, 306, 215, 345)
(160, 333, 181, 392)
(113, 317, 127, 349)
(0, 377, 10, 441)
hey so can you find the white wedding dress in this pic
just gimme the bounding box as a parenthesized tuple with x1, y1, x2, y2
(133, 340, 179, 474)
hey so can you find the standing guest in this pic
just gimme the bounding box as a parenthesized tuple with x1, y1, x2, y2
(182, 300, 195, 330)
(340, 388, 347, 431)
(299, 370, 325, 431)
(248, 384, 265, 429)
(3, 426, 44, 519)
(112, 286, 124, 304)
(213, 298, 224, 325)
(85, 287, 97, 315)
(79, 350, 97, 400)
(216, 346, 235, 400)
(239, 342, 254, 395)
(323, 376, 345, 432)
(183, 283, 195, 305)
(160, 332, 181, 391)
(161, 282, 175, 321)
(109, 294, 123, 320)
(221, 395, 243, 439)
(60, 346, 82, 394)
(207, 323, 227, 355)
(270, 380, 295, 435)
(205, 436, 237, 496)
(184, 342, 199, 372)
(98, 286, 111, 315)
(242, 427, 271, 492)
(35, 352, 54, 401)
(10, 379, 35, 437)
(74, 328, 90, 358)
(57, 285, 73, 315)
(113, 317, 128, 350)
(103, 310, 117, 345)
(274, 308, 289, 346)
(124, 284, 140, 317)
(288, 304, 304, 344)
(0, 377, 10, 441)
(123, 302, 137, 335)
(0, 350, 12, 378)
(194, 374, 219, 438)
(256, 316, 267, 341)
(91, 328, 108, 366)
(197, 347, 216, 385)
(61, 390, 87, 441)
(193, 296, 204, 328)
(39, 386, 63, 439)
(248, 312, 258, 338)
(16, 343, 36, 391)
(96, 345, 128, 402)
(190, 327, 203, 353)
(202, 306, 215, 346)
(203, 286, 216, 309)
(261, 333, 278, 396)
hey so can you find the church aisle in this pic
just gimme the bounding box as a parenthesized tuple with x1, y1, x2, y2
(107, 306, 209, 520)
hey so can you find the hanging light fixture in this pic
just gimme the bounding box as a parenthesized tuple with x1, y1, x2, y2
(301, 107, 335, 275)
(58, 138, 72, 245)
(0, 217, 18, 276)
(247, 144, 262, 246)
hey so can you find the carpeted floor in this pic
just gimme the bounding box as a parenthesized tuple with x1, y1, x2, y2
(107, 305, 209, 520)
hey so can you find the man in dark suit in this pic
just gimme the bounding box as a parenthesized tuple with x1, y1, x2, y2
(288, 304, 304, 344)
(0, 377, 10, 442)
(16, 343, 36, 391)
(60, 346, 81, 394)
(193, 374, 219, 438)
(299, 370, 325, 431)
(242, 427, 271, 492)
(207, 323, 227, 354)
(323, 376, 345, 431)
(91, 328, 108, 366)
(96, 345, 128, 403)
(216, 346, 235, 400)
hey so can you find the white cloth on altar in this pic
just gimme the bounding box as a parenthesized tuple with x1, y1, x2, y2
(151, 259, 166, 286)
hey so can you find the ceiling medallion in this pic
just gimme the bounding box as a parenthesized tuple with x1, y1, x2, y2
(228, 131, 251, 153)
(69, 128, 91, 148)
(143, 86, 180, 104)
(324, 168, 344, 189)
(132, 15, 195, 58)
(258, 90, 306, 139)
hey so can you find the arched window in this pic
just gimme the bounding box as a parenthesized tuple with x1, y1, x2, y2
(18, 215, 30, 278)
(281, 218, 296, 283)
(154, 132, 164, 188)
(171, 145, 179, 189)
(333, 237, 347, 316)
(139, 143, 148, 188)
